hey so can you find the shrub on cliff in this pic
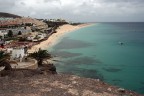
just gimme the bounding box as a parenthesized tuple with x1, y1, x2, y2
(28, 49, 52, 67)
(28, 49, 57, 74)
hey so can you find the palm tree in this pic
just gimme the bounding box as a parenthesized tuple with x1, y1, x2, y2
(0, 51, 13, 70)
(28, 49, 52, 67)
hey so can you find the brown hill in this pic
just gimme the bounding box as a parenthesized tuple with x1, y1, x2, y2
(0, 12, 21, 18)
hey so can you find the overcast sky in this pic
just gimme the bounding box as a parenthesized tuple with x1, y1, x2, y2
(0, 0, 144, 22)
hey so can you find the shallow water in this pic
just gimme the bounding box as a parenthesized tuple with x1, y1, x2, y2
(49, 23, 144, 94)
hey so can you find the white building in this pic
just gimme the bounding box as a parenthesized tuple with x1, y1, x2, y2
(8, 27, 32, 35)
(37, 33, 46, 39)
(0, 30, 7, 39)
(11, 48, 25, 62)
(27, 33, 46, 41)
(6, 48, 13, 53)
(27, 36, 35, 41)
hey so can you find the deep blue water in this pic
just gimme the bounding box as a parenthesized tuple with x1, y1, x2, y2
(49, 23, 144, 94)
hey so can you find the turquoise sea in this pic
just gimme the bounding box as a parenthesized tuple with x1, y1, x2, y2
(49, 23, 144, 94)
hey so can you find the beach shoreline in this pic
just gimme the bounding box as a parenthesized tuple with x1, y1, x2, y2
(28, 23, 94, 53)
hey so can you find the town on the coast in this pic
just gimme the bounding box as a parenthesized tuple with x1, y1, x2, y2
(0, 13, 69, 70)
(0, 13, 141, 96)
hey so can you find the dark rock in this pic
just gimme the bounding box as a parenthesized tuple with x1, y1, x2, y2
(118, 88, 125, 93)
(0, 70, 11, 77)
(39, 64, 57, 74)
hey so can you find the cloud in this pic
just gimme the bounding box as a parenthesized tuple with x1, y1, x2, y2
(0, 0, 16, 12)
(0, 0, 144, 22)
(44, 0, 61, 4)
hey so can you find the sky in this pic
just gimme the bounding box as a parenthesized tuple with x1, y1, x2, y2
(0, 0, 144, 22)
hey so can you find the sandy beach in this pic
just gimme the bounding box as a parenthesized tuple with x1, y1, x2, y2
(28, 23, 93, 53)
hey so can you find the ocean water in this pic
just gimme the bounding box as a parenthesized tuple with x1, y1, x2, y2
(49, 23, 144, 94)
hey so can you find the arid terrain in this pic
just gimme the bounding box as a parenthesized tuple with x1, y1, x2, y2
(0, 70, 141, 96)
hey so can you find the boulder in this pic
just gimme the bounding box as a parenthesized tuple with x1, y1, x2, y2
(118, 88, 125, 93)
(39, 64, 57, 74)
(107, 88, 112, 92)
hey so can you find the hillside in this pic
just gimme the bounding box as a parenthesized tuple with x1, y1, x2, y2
(0, 12, 21, 18)
(0, 70, 141, 96)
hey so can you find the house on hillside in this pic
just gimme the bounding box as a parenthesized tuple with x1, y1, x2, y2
(27, 36, 35, 41)
(11, 47, 25, 62)
(37, 33, 46, 39)
(6, 27, 32, 36)
(0, 30, 7, 39)
(27, 33, 46, 42)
